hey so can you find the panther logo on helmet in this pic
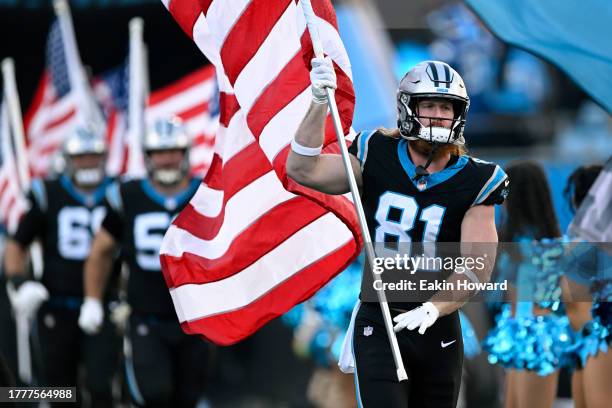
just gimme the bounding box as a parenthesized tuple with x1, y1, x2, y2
(397, 61, 470, 145)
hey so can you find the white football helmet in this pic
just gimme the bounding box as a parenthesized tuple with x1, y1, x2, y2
(143, 117, 190, 186)
(63, 125, 107, 187)
(397, 61, 470, 145)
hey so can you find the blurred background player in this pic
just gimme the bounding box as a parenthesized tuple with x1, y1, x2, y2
(3, 125, 120, 407)
(80, 117, 211, 407)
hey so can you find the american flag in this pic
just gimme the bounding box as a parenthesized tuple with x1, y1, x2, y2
(101, 64, 219, 177)
(25, 20, 218, 178)
(0, 100, 28, 234)
(146, 66, 218, 177)
(24, 20, 83, 177)
(159, 0, 362, 345)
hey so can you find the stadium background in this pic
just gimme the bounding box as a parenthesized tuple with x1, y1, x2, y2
(0, 0, 610, 407)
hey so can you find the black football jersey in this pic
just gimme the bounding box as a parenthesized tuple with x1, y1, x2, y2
(348, 130, 509, 307)
(101, 178, 201, 317)
(12, 176, 115, 298)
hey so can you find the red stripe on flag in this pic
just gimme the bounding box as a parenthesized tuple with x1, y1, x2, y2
(0, 179, 9, 202)
(175, 239, 357, 345)
(168, 0, 202, 39)
(198, 0, 213, 15)
(105, 109, 118, 143)
(173, 142, 271, 239)
(191, 133, 214, 146)
(310, 0, 339, 31)
(162, 198, 327, 287)
(24, 72, 50, 140)
(42, 107, 76, 133)
(219, 93, 240, 127)
(190, 163, 210, 177)
(220, 0, 292, 85)
(203, 153, 222, 186)
(175, 101, 208, 122)
(247, 51, 309, 139)
(4, 196, 16, 221)
(148, 66, 215, 106)
(38, 141, 63, 157)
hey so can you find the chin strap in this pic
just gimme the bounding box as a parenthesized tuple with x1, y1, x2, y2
(413, 143, 440, 181)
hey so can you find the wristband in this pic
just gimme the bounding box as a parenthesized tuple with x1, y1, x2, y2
(291, 139, 323, 156)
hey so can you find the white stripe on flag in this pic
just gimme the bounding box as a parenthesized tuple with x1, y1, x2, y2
(169, 213, 353, 321)
(161, 171, 296, 259)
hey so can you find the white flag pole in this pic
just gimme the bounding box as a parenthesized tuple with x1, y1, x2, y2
(1, 58, 43, 281)
(1, 59, 30, 190)
(298, 0, 408, 382)
(53, 0, 104, 131)
(142, 44, 150, 101)
(1, 69, 33, 385)
(127, 17, 146, 178)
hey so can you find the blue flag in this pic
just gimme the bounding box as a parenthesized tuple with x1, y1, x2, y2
(466, 0, 612, 112)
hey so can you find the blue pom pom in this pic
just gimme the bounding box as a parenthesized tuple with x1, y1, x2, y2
(483, 305, 574, 376)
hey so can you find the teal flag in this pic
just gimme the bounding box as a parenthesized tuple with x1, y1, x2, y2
(466, 0, 612, 112)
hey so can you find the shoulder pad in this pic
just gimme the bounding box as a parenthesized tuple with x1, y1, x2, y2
(30, 179, 47, 213)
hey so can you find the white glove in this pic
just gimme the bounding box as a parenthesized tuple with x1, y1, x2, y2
(78, 297, 104, 335)
(7, 281, 49, 320)
(393, 302, 440, 335)
(310, 56, 337, 104)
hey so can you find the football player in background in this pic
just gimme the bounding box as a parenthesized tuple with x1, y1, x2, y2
(4, 125, 120, 406)
(80, 117, 210, 407)
(287, 59, 508, 407)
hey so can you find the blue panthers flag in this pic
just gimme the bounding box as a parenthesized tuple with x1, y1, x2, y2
(465, 0, 612, 113)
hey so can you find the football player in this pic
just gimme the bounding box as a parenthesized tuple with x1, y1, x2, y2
(4, 125, 119, 406)
(80, 117, 210, 407)
(286, 59, 508, 407)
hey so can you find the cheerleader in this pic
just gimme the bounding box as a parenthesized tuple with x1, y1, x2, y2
(562, 164, 611, 408)
(483, 161, 572, 408)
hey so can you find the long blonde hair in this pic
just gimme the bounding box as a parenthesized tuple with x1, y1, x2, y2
(376, 127, 467, 157)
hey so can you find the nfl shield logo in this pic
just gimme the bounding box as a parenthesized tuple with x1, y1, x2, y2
(363, 326, 373, 336)
(417, 179, 427, 191)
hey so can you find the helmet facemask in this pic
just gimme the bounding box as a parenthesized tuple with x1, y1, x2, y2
(396, 61, 470, 146)
(397, 93, 468, 145)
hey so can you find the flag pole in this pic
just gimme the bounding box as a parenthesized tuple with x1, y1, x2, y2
(53, 0, 104, 131)
(127, 17, 146, 178)
(1, 60, 34, 385)
(1, 58, 30, 189)
(298, 0, 408, 382)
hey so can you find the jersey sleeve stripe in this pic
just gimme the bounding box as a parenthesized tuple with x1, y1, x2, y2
(357, 130, 376, 170)
(473, 165, 507, 205)
(106, 182, 123, 212)
(30, 179, 47, 213)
